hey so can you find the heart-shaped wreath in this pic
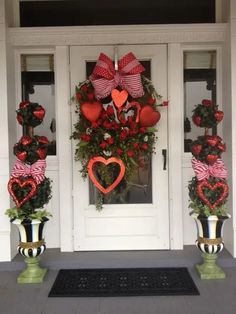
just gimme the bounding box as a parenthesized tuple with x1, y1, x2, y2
(8, 177, 37, 208)
(197, 180, 229, 210)
(71, 52, 168, 209)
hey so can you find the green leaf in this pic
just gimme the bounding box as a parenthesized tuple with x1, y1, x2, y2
(147, 127, 158, 133)
(129, 157, 139, 166)
(79, 141, 89, 147)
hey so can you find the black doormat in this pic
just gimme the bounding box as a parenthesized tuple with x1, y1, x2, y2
(48, 267, 199, 297)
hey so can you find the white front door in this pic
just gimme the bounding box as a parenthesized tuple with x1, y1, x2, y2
(70, 45, 169, 251)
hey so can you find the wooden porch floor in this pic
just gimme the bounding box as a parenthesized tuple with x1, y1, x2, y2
(0, 246, 236, 314)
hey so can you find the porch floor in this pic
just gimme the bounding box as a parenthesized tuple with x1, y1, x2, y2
(1, 246, 236, 314)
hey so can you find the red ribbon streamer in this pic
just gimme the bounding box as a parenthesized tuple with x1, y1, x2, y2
(11, 159, 46, 184)
(192, 157, 227, 181)
(89, 52, 145, 99)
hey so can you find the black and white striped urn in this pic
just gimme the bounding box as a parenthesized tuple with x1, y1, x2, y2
(12, 218, 48, 258)
(191, 212, 230, 254)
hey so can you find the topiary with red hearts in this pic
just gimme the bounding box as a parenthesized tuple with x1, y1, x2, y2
(190, 135, 226, 165)
(192, 99, 224, 128)
(13, 135, 49, 164)
(6, 101, 52, 221)
(189, 99, 229, 217)
(16, 101, 46, 127)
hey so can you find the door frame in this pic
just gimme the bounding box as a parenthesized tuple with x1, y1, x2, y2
(10, 24, 226, 252)
(70, 45, 169, 251)
(55, 41, 184, 251)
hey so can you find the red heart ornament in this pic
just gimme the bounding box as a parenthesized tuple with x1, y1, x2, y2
(139, 106, 161, 127)
(197, 180, 229, 210)
(17, 114, 23, 125)
(19, 101, 30, 109)
(81, 101, 102, 122)
(214, 110, 224, 122)
(16, 151, 27, 162)
(118, 101, 141, 123)
(191, 144, 202, 155)
(38, 136, 49, 145)
(36, 148, 47, 159)
(111, 89, 128, 108)
(206, 154, 218, 165)
(192, 115, 202, 126)
(217, 143, 226, 152)
(33, 108, 45, 120)
(8, 177, 37, 208)
(20, 136, 32, 146)
(87, 157, 125, 194)
(206, 136, 218, 147)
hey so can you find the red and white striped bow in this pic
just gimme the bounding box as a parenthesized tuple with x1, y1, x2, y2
(11, 159, 46, 184)
(89, 52, 145, 99)
(192, 157, 227, 181)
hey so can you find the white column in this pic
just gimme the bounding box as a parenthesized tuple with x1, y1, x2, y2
(55, 46, 73, 251)
(230, 0, 236, 257)
(221, 0, 236, 257)
(168, 43, 184, 249)
(0, 0, 11, 261)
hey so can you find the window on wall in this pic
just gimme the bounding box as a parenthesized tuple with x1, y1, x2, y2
(21, 54, 56, 155)
(20, 0, 215, 27)
(184, 50, 216, 152)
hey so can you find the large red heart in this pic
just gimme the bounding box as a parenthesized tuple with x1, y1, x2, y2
(81, 101, 102, 122)
(197, 180, 229, 211)
(111, 89, 128, 108)
(118, 101, 141, 123)
(8, 177, 37, 208)
(87, 157, 125, 194)
(139, 105, 161, 127)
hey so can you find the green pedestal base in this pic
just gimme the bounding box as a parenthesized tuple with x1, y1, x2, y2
(17, 257, 47, 284)
(196, 253, 226, 280)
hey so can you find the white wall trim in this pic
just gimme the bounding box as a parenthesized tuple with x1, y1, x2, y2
(8, 24, 227, 47)
(168, 43, 184, 249)
(55, 46, 73, 252)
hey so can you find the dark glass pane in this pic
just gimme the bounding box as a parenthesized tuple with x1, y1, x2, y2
(20, 0, 215, 27)
(184, 51, 216, 153)
(21, 55, 56, 155)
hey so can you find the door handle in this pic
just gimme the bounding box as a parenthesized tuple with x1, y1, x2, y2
(162, 149, 167, 170)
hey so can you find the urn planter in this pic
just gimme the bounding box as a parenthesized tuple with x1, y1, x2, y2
(191, 212, 230, 279)
(12, 218, 48, 284)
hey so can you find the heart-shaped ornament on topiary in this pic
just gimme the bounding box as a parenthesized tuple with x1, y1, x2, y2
(33, 108, 45, 120)
(197, 180, 229, 210)
(7, 177, 37, 208)
(87, 157, 125, 194)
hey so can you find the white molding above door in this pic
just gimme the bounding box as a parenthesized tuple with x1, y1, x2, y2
(8, 24, 226, 47)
